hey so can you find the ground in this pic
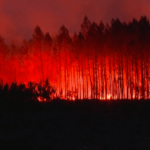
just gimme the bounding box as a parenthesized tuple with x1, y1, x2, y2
(0, 100, 150, 149)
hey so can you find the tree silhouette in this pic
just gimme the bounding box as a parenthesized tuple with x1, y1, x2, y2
(0, 16, 149, 100)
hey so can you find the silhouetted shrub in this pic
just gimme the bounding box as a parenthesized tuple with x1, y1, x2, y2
(0, 79, 56, 103)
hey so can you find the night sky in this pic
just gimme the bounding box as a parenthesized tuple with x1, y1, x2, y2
(0, 0, 149, 43)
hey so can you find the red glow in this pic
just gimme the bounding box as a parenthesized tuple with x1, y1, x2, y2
(0, 17, 150, 101)
(0, 48, 148, 101)
(1, 46, 150, 101)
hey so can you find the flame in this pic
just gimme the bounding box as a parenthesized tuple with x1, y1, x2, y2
(37, 96, 43, 102)
(37, 96, 47, 102)
(106, 94, 112, 100)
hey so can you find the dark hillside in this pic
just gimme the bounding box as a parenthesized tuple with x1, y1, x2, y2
(0, 100, 150, 149)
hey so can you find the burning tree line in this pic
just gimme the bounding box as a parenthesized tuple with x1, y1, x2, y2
(0, 16, 150, 100)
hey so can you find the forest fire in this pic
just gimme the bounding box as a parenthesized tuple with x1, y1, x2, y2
(0, 16, 149, 101)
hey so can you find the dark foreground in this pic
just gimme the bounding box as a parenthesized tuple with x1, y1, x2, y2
(0, 100, 150, 150)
